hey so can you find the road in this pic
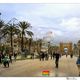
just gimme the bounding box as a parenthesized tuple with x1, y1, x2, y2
(0, 55, 79, 77)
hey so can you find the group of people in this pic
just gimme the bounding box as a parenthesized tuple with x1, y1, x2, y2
(39, 51, 49, 61)
(39, 50, 61, 68)
(0, 49, 72, 69)
(0, 51, 17, 68)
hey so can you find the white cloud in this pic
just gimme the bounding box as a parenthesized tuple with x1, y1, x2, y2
(1, 4, 80, 43)
(60, 17, 80, 31)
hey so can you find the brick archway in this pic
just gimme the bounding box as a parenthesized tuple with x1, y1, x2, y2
(60, 42, 72, 55)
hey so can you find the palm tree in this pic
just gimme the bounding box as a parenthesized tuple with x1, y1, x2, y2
(24, 37, 28, 49)
(28, 38, 33, 54)
(36, 39, 43, 54)
(1, 20, 20, 54)
(0, 20, 6, 52)
(32, 40, 36, 52)
(0, 20, 4, 29)
(48, 42, 50, 54)
(18, 21, 33, 52)
(38, 39, 42, 53)
(0, 20, 5, 40)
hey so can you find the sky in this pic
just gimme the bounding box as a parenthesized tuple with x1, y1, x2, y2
(0, 3, 80, 44)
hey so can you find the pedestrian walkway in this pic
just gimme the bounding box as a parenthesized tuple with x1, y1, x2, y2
(0, 55, 79, 77)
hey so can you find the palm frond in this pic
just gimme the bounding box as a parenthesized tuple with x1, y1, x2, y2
(0, 20, 4, 29)
(18, 21, 31, 30)
(26, 31, 34, 37)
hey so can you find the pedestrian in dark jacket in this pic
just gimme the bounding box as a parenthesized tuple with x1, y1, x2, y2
(41, 52, 45, 61)
(14, 52, 17, 61)
(70, 53, 73, 58)
(55, 51, 61, 68)
(9, 52, 12, 63)
(53, 51, 55, 60)
(45, 52, 49, 60)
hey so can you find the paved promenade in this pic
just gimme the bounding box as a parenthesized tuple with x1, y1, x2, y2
(0, 55, 79, 77)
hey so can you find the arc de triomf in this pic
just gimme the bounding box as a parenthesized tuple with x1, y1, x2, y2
(60, 42, 73, 55)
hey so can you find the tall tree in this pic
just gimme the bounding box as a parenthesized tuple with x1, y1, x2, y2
(37, 39, 43, 54)
(0, 20, 5, 40)
(1, 19, 20, 54)
(18, 21, 33, 52)
(28, 38, 33, 54)
(38, 39, 42, 53)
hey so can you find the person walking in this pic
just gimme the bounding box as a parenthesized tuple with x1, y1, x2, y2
(53, 51, 55, 60)
(1, 52, 5, 59)
(50, 52, 53, 60)
(14, 52, 17, 61)
(42, 51, 45, 61)
(55, 51, 61, 68)
(2, 54, 10, 68)
(45, 52, 49, 61)
(9, 51, 12, 63)
(70, 53, 73, 58)
(32, 53, 34, 59)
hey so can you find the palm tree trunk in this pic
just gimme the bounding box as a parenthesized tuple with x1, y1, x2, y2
(39, 46, 41, 53)
(37, 42, 39, 54)
(21, 31, 24, 52)
(29, 39, 31, 54)
(10, 31, 13, 54)
(33, 42, 35, 52)
(39, 42, 42, 53)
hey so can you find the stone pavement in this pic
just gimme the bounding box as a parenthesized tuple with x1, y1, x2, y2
(0, 55, 79, 77)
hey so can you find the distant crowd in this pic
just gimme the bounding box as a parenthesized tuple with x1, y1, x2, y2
(39, 50, 61, 68)
(0, 51, 17, 68)
(0, 50, 74, 69)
